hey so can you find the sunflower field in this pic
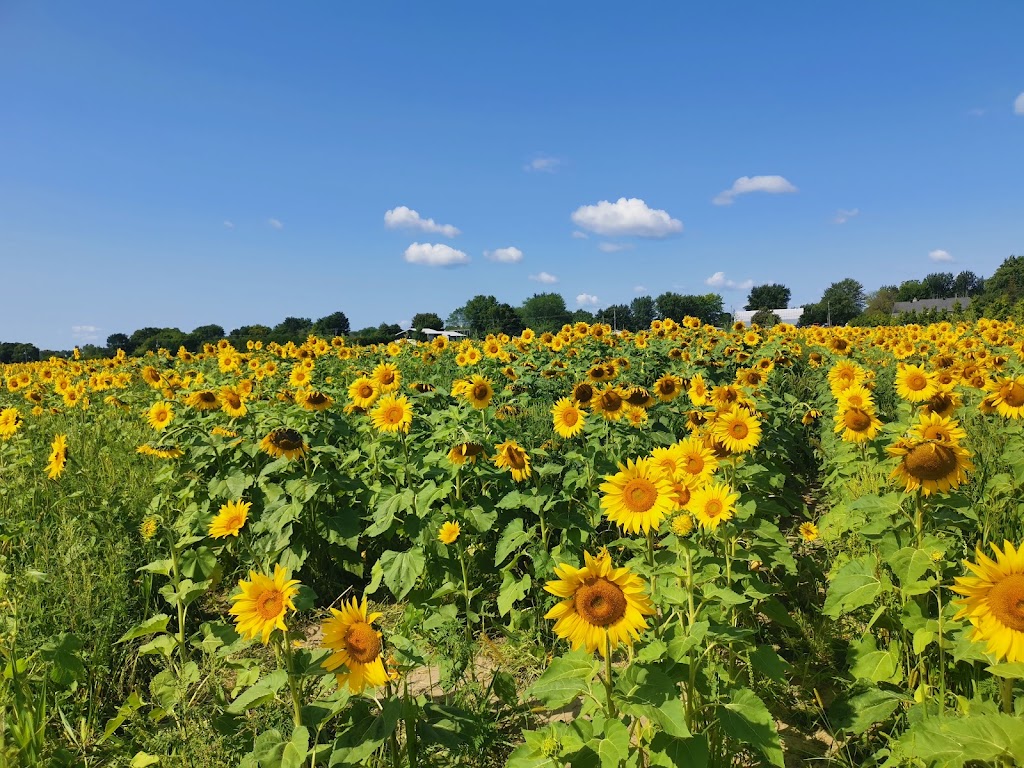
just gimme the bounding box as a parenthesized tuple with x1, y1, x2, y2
(2, 318, 1024, 767)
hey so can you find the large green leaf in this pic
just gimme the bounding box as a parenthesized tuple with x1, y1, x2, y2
(830, 687, 905, 735)
(895, 712, 1024, 767)
(527, 651, 597, 709)
(823, 556, 889, 617)
(718, 687, 784, 768)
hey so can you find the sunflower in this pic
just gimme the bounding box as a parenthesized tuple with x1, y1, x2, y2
(260, 428, 309, 460)
(833, 407, 883, 443)
(909, 412, 967, 445)
(887, 436, 973, 496)
(571, 382, 595, 407)
(136, 443, 184, 459)
(686, 481, 740, 531)
(895, 363, 938, 403)
(140, 516, 158, 541)
(438, 521, 461, 544)
(551, 397, 586, 438)
(671, 513, 695, 537)
(447, 442, 486, 465)
(836, 384, 875, 413)
(464, 375, 494, 410)
(591, 385, 627, 421)
(624, 406, 648, 428)
(600, 458, 675, 535)
(46, 434, 69, 480)
(952, 541, 1024, 662)
(321, 597, 389, 694)
(370, 394, 413, 434)
(220, 387, 248, 418)
(147, 401, 174, 431)
(649, 444, 686, 481)
(229, 565, 301, 644)
(186, 390, 221, 411)
(0, 407, 22, 440)
(712, 405, 762, 453)
(493, 440, 532, 482)
(799, 522, 819, 542)
(372, 362, 401, 393)
(298, 389, 334, 411)
(984, 376, 1024, 419)
(654, 374, 684, 403)
(543, 550, 656, 656)
(687, 374, 708, 406)
(674, 436, 719, 483)
(209, 499, 251, 539)
(348, 377, 380, 408)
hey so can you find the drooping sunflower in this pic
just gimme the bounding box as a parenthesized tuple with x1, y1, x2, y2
(654, 374, 684, 403)
(833, 407, 883, 443)
(147, 400, 174, 431)
(493, 440, 532, 482)
(895, 363, 938, 403)
(137, 443, 184, 459)
(952, 541, 1024, 662)
(984, 376, 1024, 419)
(372, 362, 401, 393)
(438, 521, 461, 544)
(209, 499, 251, 539)
(229, 564, 301, 645)
(46, 434, 69, 480)
(321, 597, 389, 694)
(348, 377, 379, 408)
(260, 428, 309, 460)
(140, 516, 158, 541)
(686, 481, 740, 531)
(599, 458, 675, 535)
(370, 394, 413, 434)
(887, 436, 973, 496)
(299, 389, 334, 412)
(551, 397, 586, 439)
(674, 436, 719, 484)
(447, 442, 486, 465)
(463, 375, 494, 410)
(571, 382, 595, 407)
(186, 389, 221, 411)
(543, 550, 656, 657)
(712, 405, 762, 453)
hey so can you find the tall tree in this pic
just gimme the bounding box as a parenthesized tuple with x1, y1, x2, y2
(410, 312, 444, 331)
(819, 278, 866, 325)
(922, 272, 955, 299)
(595, 304, 633, 331)
(458, 295, 524, 336)
(630, 295, 656, 330)
(865, 286, 898, 315)
(896, 280, 928, 302)
(975, 255, 1024, 316)
(271, 317, 313, 343)
(312, 311, 351, 337)
(744, 283, 791, 311)
(520, 293, 571, 332)
(656, 292, 726, 326)
(952, 270, 984, 297)
(105, 333, 130, 352)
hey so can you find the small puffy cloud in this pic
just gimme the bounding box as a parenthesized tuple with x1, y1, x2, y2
(598, 242, 634, 253)
(525, 155, 562, 173)
(571, 197, 683, 238)
(713, 175, 798, 206)
(1015, 93, 1024, 115)
(633, 285, 647, 293)
(929, 249, 953, 262)
(403, 242, 470, 267)
(834, 208, 859, 224)
(576, 293, 600, 307)
(268, 218, 284, 229)
(705, 271, 753, 291)
(384, 206, 461, 238)
(571, 230, 589, 239)
(530, 271, 559, 284)
(485, 246, 523, 263)
(71, 325, 100, 342)
(223, 220, 235, 229)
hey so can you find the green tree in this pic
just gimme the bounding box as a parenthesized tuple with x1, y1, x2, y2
(630, 295, 656, 330)
(896, 280, 928, 302)
(864, 286, 898, 315)
(656, 292, 726, 326)
(816, 278, 866, 325)
(952, 270, 984, 297)
(750, 309, 781, 327)
(520, 293, 571, 332)
(594, 304, 633, 331)
(975, 255, 1024, 318)
(410, 312, 445, 341)
(185, 324, 226, 351)
(312, 311, 351, 337)
(744, 283, 791, 311)
(922, 272, 955, 299)
(105, 333, 130, 353)
(230, 324, 271, 341)
(271, 317, 313, 343)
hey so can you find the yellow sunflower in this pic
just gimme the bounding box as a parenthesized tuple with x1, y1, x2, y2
(493, 440, 531, 482)
(46, 434, 69, 480)
(186, 389, 221, 411)
(260, 428, 309, 460)
(209, 499, 251, 539)
(895, 363, 938, 403)
(571, 382, 595, 407)
(463, 375, 494, 410)
(649, 444, 687, 481)
(438, 521, 461, 544)
(321, 597, 389, 694)
(675, 436, 719, 484)
(799, 522, 820, 542)
(372, 362, 401, 393)
(370, 394, 413, 434)
(220, 387, 248, 419)
(447, 442, 486, 465)
(551, 397, 586, 438)
(591, 385, 627, 421)
(599, 458, 675, 535)
(0, 407, 23, 440)
(298, 389, 334, 412)
(543, 550, 656, 657)
(654, 373, 684, 403)
(348, 377, 379, 408)
(952, 541, 1024, 663)
(984, 376, 1024, 419)
(909, 412, 967, 445)
(833, 407, 883, 443)
(687, 374, 708, 406)
(136, 443, 184, 459)
(147, 401, 174, 431)
(229, 564, 301, 644)
(887, 436, 973, 496)
(686, 481, 740, 531)
(712, 405, 762, 453)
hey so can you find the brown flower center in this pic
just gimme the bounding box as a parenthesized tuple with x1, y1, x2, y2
(345, 622, 382, 663)
(562, 409, 579, 426)
(844, 408, 872, 432)
(622, 477, 658, 512)
(272, 429, 304, 451)
(685, 456, 705, 474)
(574, 384, 594, 403)
(906, 373, 928, 391)
(357, 384, 374, 399)
(307, 392, 329, 406)
(379, 371, 395, 385)
(255, 589, 284, 620)
(505, 446, 527, 470)
(1000, 382, 1024, 408)
(987, 574, 1024, 632)
(672, 483, 691, 507)
(472, 383, 491, 401)
(658, 380, 677, 396)
(574, 578, 627, 627)
(729, 421, 749, 440)
(383, 405, 404, 424)
(903, 442, 959, 481)
(600, 392, 623, 411)
(704, 499, 723, 518)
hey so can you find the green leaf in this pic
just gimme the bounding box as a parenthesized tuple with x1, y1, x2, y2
(986, 662, 1024, 679)
(848, 635, 902, 685)
(495, 518, 534, 566)
(528, 651, 597, 709)
(130, 753, 161, 768)
(227, 670, 289, 714)
(365, 488, 414, 537)
(39, 633, 86, 686)
(281, 726, 309, 768)
(251, 728, 286, 768)
(823, 556, 888, 618)
(594, 718, 630, 767)
(497, 571, 531, 617)
(718, 688, 784, 768)
(370, 548, 425, 600)
(138, 635, 178, 658)
(648, 734, 709, 767)
(749, 645, 790, 684)
(330, 699, 402, 765)
(118, 614, 171, 644)
(830, 688, 905, 735)
(896, 712, 1024, 766)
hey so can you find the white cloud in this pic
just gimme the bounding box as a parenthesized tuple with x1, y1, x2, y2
(525, 155, 562, 173)
(403, 242, 470, 267)
(71, 325, 100, 342)
(705, 271, 753, 291)
(633, 285, 647, 293)
(530, 271, 559, 284)
(571, 197, 683, 238)
(598, 242, 634, 253)
(929, 249, 953, 262)
(834, 208, 860, 224)
(384, 206, 461, 238)
(223, 220, 235, 229)
(1014, 93, 1024, 115)
(268, 218, 284, 229)
(713, 175, 798, 206)
(485, 246, 523, 263)
(576, 293, 600, 307)
(571, 230, 589, 239)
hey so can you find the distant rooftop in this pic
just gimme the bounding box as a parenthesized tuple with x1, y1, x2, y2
(732, 307, 805, 325)
(891, 297, 972, 314)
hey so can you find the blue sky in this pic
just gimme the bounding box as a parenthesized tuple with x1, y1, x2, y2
(2, 2, 1022, 349)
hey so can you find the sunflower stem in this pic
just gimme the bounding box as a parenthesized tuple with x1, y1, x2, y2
(645, 528, 656, 598)
(280, 634, 304, 727)
(603, 635, 617, 718)
(1001, 676, 1014, 715)
(914, 490, 925, 550)
(458, 542, 477, 681)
